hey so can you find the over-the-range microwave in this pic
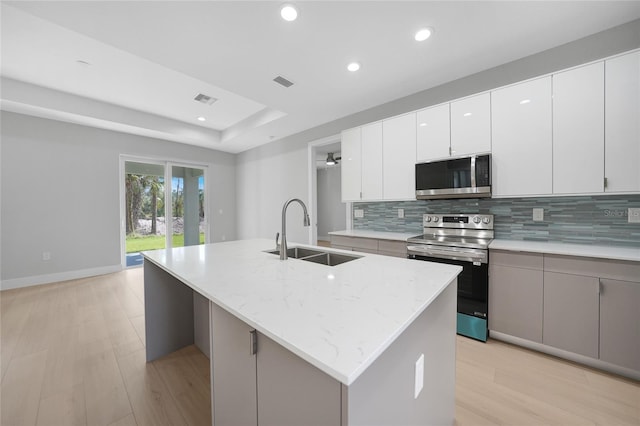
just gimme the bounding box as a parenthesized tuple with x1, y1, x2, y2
(415, 154, 491, 200)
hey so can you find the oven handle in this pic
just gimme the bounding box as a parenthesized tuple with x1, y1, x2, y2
(407, 245, 488, 264)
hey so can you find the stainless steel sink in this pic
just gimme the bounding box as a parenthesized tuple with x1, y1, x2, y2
(300, 252, 361, 266)
(265, 247, 325, 259)
(265, 247, 361, 266)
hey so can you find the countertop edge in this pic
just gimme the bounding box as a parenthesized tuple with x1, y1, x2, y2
(489, 239, 640, 262)
(328, 230, 419, 242)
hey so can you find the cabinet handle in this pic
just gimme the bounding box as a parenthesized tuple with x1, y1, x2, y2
(249, 330, 257, 355)
(604, 177, 608, 189)
(598, 279, 602, 295)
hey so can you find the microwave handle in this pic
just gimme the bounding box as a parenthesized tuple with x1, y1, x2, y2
(470, 155, 476, 188)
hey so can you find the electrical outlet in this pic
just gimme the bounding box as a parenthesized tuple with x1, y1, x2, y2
(629, 208, 640, 223)
(42, 251, 51, 261)
(533, 208, 544, 222)
(414, 353, 424, 399)
(398, 209, 404, 219)
(354, 209, 364, 218)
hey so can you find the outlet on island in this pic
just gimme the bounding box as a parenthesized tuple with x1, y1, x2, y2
(42, 251, 51, 261)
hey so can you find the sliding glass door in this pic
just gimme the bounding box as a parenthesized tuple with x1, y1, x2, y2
(122, 158, 208, 268)
(170, 165, 206, 248)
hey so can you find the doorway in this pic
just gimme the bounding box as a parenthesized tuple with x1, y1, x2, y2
(121, 157, 208, 268)
(307, 136, 349, 246)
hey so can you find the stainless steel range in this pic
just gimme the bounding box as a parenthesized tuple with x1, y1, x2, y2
(407, 214, 494, 342)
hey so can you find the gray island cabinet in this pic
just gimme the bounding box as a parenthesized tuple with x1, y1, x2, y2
(142, 239, 461, 426)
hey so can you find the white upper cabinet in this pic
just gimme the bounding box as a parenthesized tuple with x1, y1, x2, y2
(605, 51, 640, 192)
(553, 62, 605, 194)
(340, 127, 362, 202)
(383, 113, 417, 200)
(360, 121, 383, 200)
(416, 104, 450, 162)
(491, 76, 553, 197)
(450, 92, 491, 156)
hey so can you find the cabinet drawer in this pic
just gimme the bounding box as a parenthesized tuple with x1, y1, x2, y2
(490, 250, 543, 270)
(331, 236, 378, 251)
(544, 254, 640, 282)
(330, 244, 352, 252)
(378, 240, 407, 255)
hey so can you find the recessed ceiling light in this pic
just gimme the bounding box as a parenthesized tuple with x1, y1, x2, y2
(197, 116, 206, 122)
(419, 122, 428, 127)
(414, 28, 433, 42)
(347, 62, 361, 72)
(463, 112, 472, 117)
(280, 4, 298, 21)
(520, 99, 531, 105)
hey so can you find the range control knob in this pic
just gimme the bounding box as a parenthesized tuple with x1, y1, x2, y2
(425, 216, 432, 223)
(482, 217, 491, 224)
(473, 216, 481, 224)
(432, 216, 439, 222)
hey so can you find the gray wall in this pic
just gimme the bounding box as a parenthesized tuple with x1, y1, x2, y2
(1, 111, 236, 284)
(235, 19, 640, 242)
(317, 166, 345, 240)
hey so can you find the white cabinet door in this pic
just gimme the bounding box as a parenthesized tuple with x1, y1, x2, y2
(340, 127, 361, 202)
(605, 51, 640, 192)
(491, 77, 553, 196)
(361, 121, 383, 200)
(383, 113, 416, 200)
(416, 104, 450, 162)
(553, 62, 605, 194)
(450, 92, 491, 156)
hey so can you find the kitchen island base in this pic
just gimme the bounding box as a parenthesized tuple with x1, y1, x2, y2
(142, 239, 460, 426)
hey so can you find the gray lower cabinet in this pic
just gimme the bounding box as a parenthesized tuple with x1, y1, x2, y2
(256, 333, 341, 426)
(489, 251, 543, 342)
(599, 278, 640, 371)
(542, 271, 600, 358)
(489, 249, 640, 378)
(210, 302, 258, 426)
(330, 235, 407, 258)
(210, 302, 341, 426)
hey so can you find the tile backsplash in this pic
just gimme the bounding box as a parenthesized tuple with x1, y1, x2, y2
(352, 195, 640, 247)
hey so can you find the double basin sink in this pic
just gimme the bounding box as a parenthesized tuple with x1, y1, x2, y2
(265, 247, 361, 266)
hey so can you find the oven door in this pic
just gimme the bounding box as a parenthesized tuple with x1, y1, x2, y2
(409, 252, 488, 342)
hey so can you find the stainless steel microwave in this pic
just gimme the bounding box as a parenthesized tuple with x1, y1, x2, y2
(415, 154, 491, 199)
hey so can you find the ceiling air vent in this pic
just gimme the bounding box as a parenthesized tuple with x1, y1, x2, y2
(194, 93, 218, 105)
(273, 76, 294, 88)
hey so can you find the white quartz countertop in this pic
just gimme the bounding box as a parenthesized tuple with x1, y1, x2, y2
(142, 239, 461, 385)
(490, 239, 640, 262)
(328, 229, 420, 241)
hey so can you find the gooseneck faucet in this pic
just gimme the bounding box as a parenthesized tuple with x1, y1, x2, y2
(280, 198, 311, 260)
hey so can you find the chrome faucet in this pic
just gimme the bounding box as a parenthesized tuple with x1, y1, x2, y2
(280, 198, 311, 260)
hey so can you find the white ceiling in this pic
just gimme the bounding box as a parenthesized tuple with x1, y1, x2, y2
(2, 1, 640, 153)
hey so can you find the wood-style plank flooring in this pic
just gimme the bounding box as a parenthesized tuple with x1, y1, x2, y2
(1, 268, 638, 425)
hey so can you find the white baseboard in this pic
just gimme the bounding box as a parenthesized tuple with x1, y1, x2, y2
(490, 330, 640, 381)
(1, 264, 122, 291)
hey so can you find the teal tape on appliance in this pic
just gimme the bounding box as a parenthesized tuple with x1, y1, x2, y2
(457, 313, 487, 342)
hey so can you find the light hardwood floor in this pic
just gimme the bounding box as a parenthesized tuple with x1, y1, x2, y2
(1, 268, 638, 425)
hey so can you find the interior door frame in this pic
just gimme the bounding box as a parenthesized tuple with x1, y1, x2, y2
(306, 134, 351, 245)
(119, 154, 209, 269)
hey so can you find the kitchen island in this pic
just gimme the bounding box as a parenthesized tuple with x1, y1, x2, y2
(142, 239, 461, 426)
